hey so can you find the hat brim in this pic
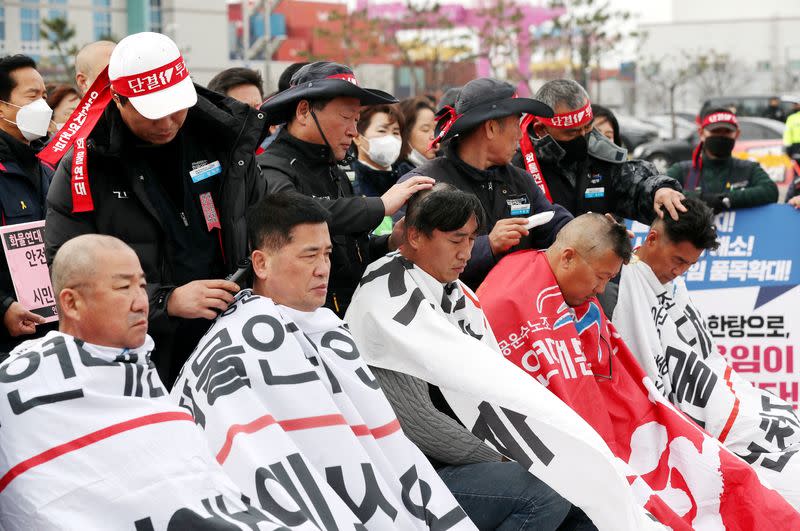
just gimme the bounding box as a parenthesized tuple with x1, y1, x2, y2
(704, 122, 738, 132)
(129, 76, 198, 120)
(443, 98, 554, 141)
(259, 79, 398, 125)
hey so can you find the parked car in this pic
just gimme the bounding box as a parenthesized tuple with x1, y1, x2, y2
(616, 114, 659, 151)
(699, 95, 800, 123)
(641, 114, 696, 140)
(632, 117, 794, 185)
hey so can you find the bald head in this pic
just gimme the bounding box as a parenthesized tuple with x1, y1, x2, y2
(546, 213, 631, 307)
(75, 41, 116, 95)
(52, 234, 132, 299)
(53, 235, 149, 348)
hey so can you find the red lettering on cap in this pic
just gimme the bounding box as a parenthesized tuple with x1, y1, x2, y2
(111, 56, 190, 98)
(701, 112, 738, 129)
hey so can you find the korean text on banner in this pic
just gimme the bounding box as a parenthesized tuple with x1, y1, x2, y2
(0, 220, 57, 323)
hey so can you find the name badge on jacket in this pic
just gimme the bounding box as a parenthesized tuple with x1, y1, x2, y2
(189, 160, 222, 183)
(506, 194, 531, 216)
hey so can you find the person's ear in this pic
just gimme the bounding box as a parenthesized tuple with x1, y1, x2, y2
(406, 226, 423, 251)
(645, 229, 659, 247)
(251, 249, 269, 281)
(734, 129, 741, 140)
(532, 121, 548, 139)
(75, 73, 87, 94)
(295, 100, 310, 126)
(110, 92, 124, 111)
(561, 247, 577, 269)
(58, 288, 82, 321)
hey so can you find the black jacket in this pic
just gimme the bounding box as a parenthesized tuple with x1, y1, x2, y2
(45, 86, 267, 382)
(400, 143, 573, 289)
(351, 159, 397, 197)
(512, 131, 682, 224)
(0, 130, 55, 353)
(257, 129, 388, 316)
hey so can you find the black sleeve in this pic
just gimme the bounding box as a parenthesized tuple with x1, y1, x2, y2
(260, 166, 385, 235)
(612, 160, 683, 225)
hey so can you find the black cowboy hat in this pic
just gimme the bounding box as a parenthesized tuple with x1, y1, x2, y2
(438, 78, 553, 142)
(259, 61, 398, 125)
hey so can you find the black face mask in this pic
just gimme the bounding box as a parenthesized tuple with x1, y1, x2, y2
(704, 136, 735, 158)
(557, 134, 589, 164)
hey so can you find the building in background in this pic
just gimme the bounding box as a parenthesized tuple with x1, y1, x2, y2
(636, 0, 800, 116)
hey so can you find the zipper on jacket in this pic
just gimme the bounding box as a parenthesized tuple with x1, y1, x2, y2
(179, 211, 189, 227)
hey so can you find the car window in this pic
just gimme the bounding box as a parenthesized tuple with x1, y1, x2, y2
(738, 121, 770, 140)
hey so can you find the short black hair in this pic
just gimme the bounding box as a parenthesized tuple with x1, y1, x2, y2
(405, 183, 485, 237)
(278, 62, 310, 92)
(207, 67, 264, 98)
(657, 196, 720, 251)
(247, 191, 331, 251)
(0, 55, 37, 102)
(606, 217, 633, 263)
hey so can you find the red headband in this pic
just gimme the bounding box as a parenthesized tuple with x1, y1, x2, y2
(537, 101, 593, 129)
(111, 56, 189, 98)
(701, 111, 738, 129)
(326, 73, 359, 86)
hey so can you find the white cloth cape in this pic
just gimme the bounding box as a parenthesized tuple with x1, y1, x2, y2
(0, 331, 306, 530)
(614, 259, 800, 508)
(171, 289, 472, 530)
(345, 252, 664, 531)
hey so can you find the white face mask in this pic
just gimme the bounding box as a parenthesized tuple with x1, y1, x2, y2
(408, 147, 430, 167)
(365, 134, 402, 168)
(2, 98, 53, 141)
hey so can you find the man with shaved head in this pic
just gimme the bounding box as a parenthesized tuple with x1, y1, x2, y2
(74, 40, 115, 95)
(477, 215, 800, 527)
(1, 233, 317, 529)
(51, 233, 148, 348)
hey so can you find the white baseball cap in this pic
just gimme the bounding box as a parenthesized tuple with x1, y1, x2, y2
(108, 32, 197, 120)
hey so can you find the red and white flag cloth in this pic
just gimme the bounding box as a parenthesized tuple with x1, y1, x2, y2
(613, 258, 800, 508)
(477, 250, 800, 530)
(171, 290, 472, 530)
(0, 331, 316, 530)
(345, 252, 664, 531)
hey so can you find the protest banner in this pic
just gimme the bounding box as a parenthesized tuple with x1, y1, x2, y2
(629, 204, 800, 408)
(0, 220, 57, 323)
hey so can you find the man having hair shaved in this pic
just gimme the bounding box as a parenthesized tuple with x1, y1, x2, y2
(609, 197, 800, 508)
(346, 185, 685, 530)
(171, 191, 470, 529)
(477, 214, 800, 527)
(0, 234, 302, 529)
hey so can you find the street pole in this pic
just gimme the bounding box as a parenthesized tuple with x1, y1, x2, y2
(263, 0, 272, 92)
(242, 0, 250, 65)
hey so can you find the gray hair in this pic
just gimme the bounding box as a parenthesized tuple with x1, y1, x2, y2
(535, 79, 589, 111)
(51, 234, 133, 306)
